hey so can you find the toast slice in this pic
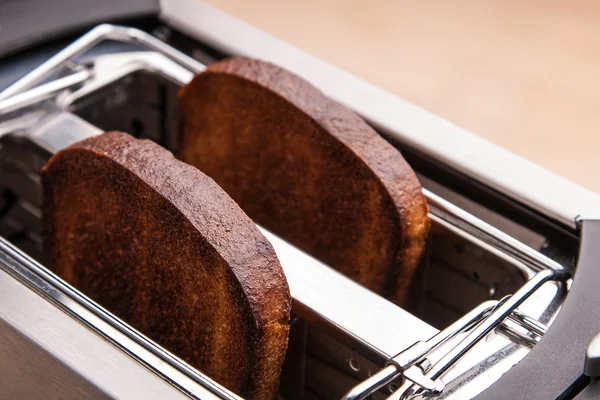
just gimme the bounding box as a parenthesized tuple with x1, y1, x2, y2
(178, 57, 430, 304)
(42, 131, 291, 399)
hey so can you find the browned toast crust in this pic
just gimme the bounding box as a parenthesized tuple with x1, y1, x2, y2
(178, 57, 430, 304)
(42, 131, 290, 399)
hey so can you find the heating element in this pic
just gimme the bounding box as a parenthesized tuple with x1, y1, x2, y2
(0, 15, 593, 400)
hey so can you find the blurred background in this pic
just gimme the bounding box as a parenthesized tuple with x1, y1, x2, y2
(205, 0, 600, 193)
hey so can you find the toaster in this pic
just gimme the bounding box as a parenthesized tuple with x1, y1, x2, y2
(1, 1, 600, 399)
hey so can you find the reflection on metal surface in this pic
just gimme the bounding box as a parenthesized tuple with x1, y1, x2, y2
(342, 268, 568, 400)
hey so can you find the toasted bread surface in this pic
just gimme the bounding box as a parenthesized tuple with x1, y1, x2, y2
(178, 58, 430, 304)
(42, 131, 291, 399)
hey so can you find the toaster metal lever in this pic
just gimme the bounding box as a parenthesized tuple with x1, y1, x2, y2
(342, 268, 569, 400)
(585, 332, 600, 377)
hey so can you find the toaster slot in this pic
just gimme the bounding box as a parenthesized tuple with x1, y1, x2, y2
(0, 24, 575, 399)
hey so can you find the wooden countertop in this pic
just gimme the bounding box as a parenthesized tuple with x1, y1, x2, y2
(205, 0, 600, 194)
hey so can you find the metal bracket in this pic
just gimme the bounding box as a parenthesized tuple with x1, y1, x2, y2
(341, 268, 568, 400)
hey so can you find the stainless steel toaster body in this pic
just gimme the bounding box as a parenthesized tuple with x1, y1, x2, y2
(1, 2, 599, 399)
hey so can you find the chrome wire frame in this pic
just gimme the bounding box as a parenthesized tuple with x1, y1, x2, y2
(0, 24, 571, 400)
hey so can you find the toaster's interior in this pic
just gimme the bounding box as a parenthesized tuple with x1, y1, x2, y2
(67, 69, 545, 327)
(0, 24, 578, 399)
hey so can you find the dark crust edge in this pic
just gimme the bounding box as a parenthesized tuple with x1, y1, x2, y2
(186, 58, 430, 303)
(41, 131, 291, 398)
